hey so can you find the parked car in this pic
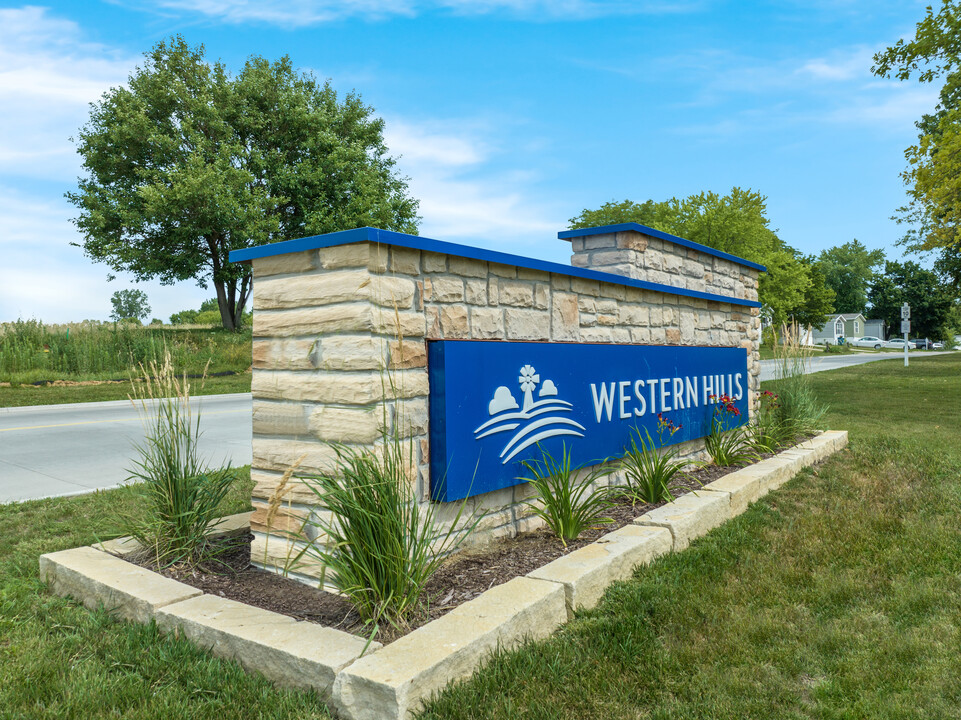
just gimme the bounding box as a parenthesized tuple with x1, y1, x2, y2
(933, 341, 945, 349)
(913, 338, 934, 350)
(884, 338, 912, 350)
(849, 336, 884, 349)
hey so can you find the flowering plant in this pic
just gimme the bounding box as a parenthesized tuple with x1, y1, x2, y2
(704, 393, 756, 466)
(620, 414, 690, 505)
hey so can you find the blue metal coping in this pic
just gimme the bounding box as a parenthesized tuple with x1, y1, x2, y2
(558, 223, 767, 273)
(229, 226, 762, 309)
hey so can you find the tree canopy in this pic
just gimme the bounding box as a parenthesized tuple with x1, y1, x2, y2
(815, 239, 885, 315)
(569, 188, 830, 328)
(868, 260, 954, 339)
(68, 37, 420, 330)
(110, 289, 150, 321)
(873, 1, 961, 253)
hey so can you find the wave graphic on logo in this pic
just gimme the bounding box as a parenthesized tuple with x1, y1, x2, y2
(473, 364, 586, 464)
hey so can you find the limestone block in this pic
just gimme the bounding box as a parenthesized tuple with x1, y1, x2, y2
(156, 594, 374, 695)
(570, 278, 600, 297)
(612, 327, 631, 343)
(316, 335, 387, 371)
(207, 512, 253, 538)
(428, 277, 465, 303)
(254, 271, 383, 310)
(422, 252, 448, 273)
(440, 306, 470, 338)
(580, 327, 613, 343)
(253, 401, 310, 436)
(465, 280, 487, 305)
(371, 308, 427, 338)
(250, 503, 309, 539)
(631, 327, 652, 344)
(597, 314, 618, 326)
(92, 535, 141, 555)
(516, 268, 546, 281)
(253, 437, 340, 474)
(489, 263, 516, 278)
(499, 281, 534, 307)
(679, 308, 696, 340)
(528, 525, 671, 614)
(619, 305, 649, 326)
(551, 293, 579, 340)
(666, 328, 681, 344)
(254, 306, 370, 337)
(550, 274, 570, 290)
(533, 284, 550, 310)
(392, 397, 429, 436)
(634, 490, 731, 551)
(332, 577, 566, 720)
(310, 406, 384, 444)
(253, 371, 377, 404)
(470, 307, 505, 339)
(590, 250, 631, 267)
(252, 470, 318, 505)
(389, 339, 427, 369)
(391, 248, 420, 275)
(449, 256, 488, 278)
(702, 465, 769, 515)
(253, 251, 317, 277)
(252, 339, 317, 370)
(39, 546, 201, 623)
(505, 308, 549, 340)
(250, 533, 327, 579)
(319, 243, 370, 270)
(580, 313, 597, 327)
(571, 255, 590, 268)
(487, 278, 499, 306)
(578, 297, 596, 313)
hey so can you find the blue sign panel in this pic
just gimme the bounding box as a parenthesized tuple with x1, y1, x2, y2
(428, 340, 749, 502)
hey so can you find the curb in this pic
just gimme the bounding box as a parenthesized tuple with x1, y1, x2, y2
(40, 431, 848, 719)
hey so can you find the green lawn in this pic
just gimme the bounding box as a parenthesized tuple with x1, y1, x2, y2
(3, 355, 961, 719)
(419, 354, 961, 719)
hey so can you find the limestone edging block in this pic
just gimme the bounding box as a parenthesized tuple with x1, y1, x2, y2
(38, 546, 202, 623)
(155, 594, 375, 695)
(331, 576, 566, 720)
(633, 490, 732, 551)
(90, 511, 254, 556)
(527, 524, 672, 614)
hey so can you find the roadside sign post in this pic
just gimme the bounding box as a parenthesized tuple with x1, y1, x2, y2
(902, 304, 910, 367)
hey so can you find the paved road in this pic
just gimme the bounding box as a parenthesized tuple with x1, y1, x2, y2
(0, 393, 252, 504)
(759, 350, 956, 382)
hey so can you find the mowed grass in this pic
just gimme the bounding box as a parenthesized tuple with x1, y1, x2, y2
(419, 354, 961, 719)
(3, 355, 960, 719)
(0, 468, 334, 720)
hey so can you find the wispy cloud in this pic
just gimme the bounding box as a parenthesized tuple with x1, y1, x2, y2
(0, 6, 136, 180)
(384, 117, 562, 249)
(124, 0, 702, 27)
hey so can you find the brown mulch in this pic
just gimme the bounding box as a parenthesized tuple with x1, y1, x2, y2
(132, 448, 797, 644)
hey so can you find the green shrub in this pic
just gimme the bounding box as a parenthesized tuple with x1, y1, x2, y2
(116, 352, 236, 567)
(824, 342, 851, 354)
(620, 421, 688, 505)
(769, 323, 828, 436)
(301, 436, 474, 635)
(194, 310, 222, 325)
(519, 444, 614, 547)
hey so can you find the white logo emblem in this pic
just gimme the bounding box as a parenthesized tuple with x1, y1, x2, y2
(473, 364, 586, 463)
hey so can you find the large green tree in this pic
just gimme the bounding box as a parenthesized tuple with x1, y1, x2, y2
(868, 260, 953, 339)
(68, 37, 419, 330)
(816, 239, 886, 315)
(873, 1, 961, 253)
(569, 188, 829, 327)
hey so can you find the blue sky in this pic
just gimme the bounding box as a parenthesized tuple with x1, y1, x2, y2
(0, 0, 936, 322)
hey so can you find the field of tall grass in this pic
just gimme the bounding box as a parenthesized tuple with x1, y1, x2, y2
(0, 319, 251, 385)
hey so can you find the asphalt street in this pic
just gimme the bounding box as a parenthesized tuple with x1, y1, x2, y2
(759, 349, 955, 382)
(0, 393, 252, 503)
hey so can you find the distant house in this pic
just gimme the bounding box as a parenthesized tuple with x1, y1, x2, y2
(812, 313, 867, 345)
(864, 318, 886, 339)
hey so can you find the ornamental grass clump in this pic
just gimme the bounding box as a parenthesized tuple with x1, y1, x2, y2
(519, 444, 614, 547)
(620, 415, 689, 505)
(771, 322, 828, 436)
(117, 351, 236, 568)
(301, 436, 474, 636)
(704, 394, 758, 467)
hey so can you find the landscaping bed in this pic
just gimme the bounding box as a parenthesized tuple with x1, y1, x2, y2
(133, 458, 766, 643)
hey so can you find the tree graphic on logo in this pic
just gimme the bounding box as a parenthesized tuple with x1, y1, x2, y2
(474, 364, 586, 463)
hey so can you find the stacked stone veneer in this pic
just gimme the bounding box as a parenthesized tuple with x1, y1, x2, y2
(241, 226, 761, 583)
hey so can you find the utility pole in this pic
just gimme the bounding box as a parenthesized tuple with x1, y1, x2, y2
(901, 303, 910, 368)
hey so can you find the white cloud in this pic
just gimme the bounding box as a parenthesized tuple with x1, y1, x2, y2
(0, 6, 135, 180)
(126, 0, 701, 27)
(797, 46, 879, 82)
(383, 117, 562, 250)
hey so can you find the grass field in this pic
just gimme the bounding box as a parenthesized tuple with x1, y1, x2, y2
(0, 320, 252, 407)
(2, 355, 960, 719)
